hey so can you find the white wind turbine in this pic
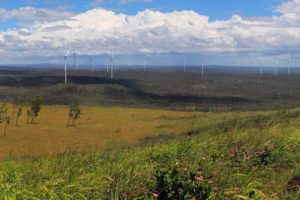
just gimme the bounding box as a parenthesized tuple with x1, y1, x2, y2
(90, 56, 94, 76)
(110, 52, 114, 79)
(260, 57, 264, 76)
(72, 47, 78, 71)
(143, 54, 147, 71)
(183, 54, 186, 72)
(274, 61, 278, 77)
(201, 58, 205, 76)
(64, 47, 71, 84)
(114, 55, 117, 72)
(106, 54, 109, 72)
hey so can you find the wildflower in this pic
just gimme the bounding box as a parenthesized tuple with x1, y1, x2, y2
(144, 189, 149, 195)
(208, 180, 214, 184)
(182, 167, 188, 172)
(196, 176, 204, 182)
(153, 193, 159, 199)
(175, 161, 180, 166)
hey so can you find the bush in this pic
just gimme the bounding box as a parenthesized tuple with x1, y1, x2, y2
(27, 96, 41, 124)
(0, 103, 10, 136)
(67, 103, 81, 127)
(145, 162, 212, 200)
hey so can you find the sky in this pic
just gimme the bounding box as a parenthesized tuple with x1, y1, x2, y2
(0, 0, 299, 67)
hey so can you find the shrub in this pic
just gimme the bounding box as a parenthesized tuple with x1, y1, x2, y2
(0, 103, 10, 136)
(67, 103, 81, 127)
(27, 96, 41, 124)
(145, 162, 212, 200)
(15, 107, 22, 126)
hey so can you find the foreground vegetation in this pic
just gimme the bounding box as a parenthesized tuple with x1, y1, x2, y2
(1, 107, 300, 199)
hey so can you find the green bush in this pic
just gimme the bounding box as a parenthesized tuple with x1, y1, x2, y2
(145, 162, 212, 200)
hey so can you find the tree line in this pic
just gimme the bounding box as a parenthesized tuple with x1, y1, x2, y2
(0, 96, 81, 137)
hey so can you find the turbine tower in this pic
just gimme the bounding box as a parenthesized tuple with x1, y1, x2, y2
(64, 47, 71, 84)
(114, 55, 117, 72)
(260, 57, 264, 76)
(274, 61, 278, 77)
(143, 54, 146, 71)
(90, 56, 94, 76)
(110, 52, 114, 80)
(106, 54, 109, 72)
(72, 47, 78, 71)
(184, 54, 186, 72)
(201, 58, 205, 76)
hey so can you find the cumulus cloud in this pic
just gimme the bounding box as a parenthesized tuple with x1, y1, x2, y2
(0, 0, 299, 64)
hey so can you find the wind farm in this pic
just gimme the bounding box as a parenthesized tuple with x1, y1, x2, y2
(0, 0, 300, 199)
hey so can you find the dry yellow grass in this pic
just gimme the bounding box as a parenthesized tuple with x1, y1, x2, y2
(0, 105, 195, 160)
(0, 104, 256, 160)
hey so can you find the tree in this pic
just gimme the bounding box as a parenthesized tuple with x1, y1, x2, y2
(12, 97, 19, 121)
(0, 103, 10, 137)
(67, 103, 81, 127)
(27, 96, 42, 124)
(15, 107, 22, 126)
(12, 97, 22, 126)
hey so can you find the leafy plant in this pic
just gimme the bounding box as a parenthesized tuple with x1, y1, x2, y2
(0, 103, 10, 137)
(27, 96, 41, 124)
(145, 162, 212, 200)
(15, 107, 22, 126)
(67, 103, 81, 127)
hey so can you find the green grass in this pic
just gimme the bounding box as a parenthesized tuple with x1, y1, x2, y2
(1, 108, 300, 199)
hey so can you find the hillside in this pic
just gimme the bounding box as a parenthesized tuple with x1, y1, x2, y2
(0, 107, 300, 199)
(2, 69, 300, 111)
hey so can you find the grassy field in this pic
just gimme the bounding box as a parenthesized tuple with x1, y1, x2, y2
(0, 106, 300, 199)
(0, 105, 196, 159)
(0, 104, 256, 160)
(1, 68, 300, 199)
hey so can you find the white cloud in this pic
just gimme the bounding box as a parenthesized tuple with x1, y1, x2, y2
(0, 7, 74, 24)
(0, 0, 299, 65)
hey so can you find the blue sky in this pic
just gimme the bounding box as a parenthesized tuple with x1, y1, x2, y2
(0, 0, 299, 67)
(0, 0, 285, 30)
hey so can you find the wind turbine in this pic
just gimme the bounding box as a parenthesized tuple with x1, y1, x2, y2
(143, 54, 146, 71)
(260, 57, 264, 76)
(274, 61, 278, 77)
(114, 55, 117, 72)
(201, 58, 205, 76)
(106, 54, 109, 72)
(110, 52, 114, 80)
(72, 47, 78, 71)
(90, 56, 94, 76)
(64, 47, 71, 84)
(183, 54, 186, 72)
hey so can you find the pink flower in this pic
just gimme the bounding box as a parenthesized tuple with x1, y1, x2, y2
(182, 167, 188, 172)
(196, 176, 204, 182)
(153, 193, 159, 199)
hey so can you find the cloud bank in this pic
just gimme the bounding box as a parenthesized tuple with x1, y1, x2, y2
(0, 0, 299, 65)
